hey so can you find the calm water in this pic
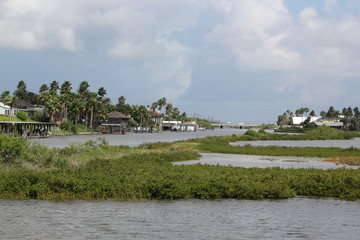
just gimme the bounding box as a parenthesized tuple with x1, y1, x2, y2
(231, 138, 360, 148)
(1, 198, 359, 240)
(31, 129, 247, 148)
(174, 153, 359, 170)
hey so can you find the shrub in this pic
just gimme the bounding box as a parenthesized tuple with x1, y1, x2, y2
(0, 135, 27, 164)
(244, 129, 258, 137)
(16, 111, 28, 121)
(60, 120, 75, 133)
(31, 112, 49, 122)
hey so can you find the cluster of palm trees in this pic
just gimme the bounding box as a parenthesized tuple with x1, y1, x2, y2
(1, 80, 188, 131)
(277, 106, 360, 130)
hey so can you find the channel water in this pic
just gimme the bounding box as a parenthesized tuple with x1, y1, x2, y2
(4, 129, 358, 239)
(1, 198, 359, 239)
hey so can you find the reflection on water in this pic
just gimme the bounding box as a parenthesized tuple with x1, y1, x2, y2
(174, 153, 359, 170)
(0, 198, 359, 240)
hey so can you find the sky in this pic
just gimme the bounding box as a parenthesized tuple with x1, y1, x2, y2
(1, 0, 360, 123)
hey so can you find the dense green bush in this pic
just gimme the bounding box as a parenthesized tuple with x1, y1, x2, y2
(0, 135, 27, 164)
(16, 111, 28, 121)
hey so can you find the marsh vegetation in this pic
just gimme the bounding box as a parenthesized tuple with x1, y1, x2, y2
(1, 127, 360, 201)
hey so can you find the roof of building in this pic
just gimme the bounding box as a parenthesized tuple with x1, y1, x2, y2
(108, 111, 131, 119)
(314, 122, 344, 127)
(15, 99, 35, 109)
(0, 99, 35, 109)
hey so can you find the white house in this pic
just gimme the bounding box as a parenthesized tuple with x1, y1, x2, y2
(162, 120, 199, 131)
(292, 116, 320, 125)
(0, 102, 20, 116)
(0, 99, 44, 117)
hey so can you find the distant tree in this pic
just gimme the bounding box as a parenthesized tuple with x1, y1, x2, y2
(139, 105, 150, 128)
(87, 92, 98, 131)
(326, 106, 338, 119)
(172, 107, 180, 121)
(320, 111, 327, 118)
(39, 84, 49, 94)
(117, 96, 126, 113)
(44, 93, 61, 122)
(49, 80, 59, 96)
(97, 87, 107, 99)
(354, 107, 360, 118)
(277, 114, 287, 126)
(14, 80, 28, 100)
(304, 107, 310, 116)
(309, 110, 316, 117)
(165, 103, 173, 120)
(26, 91, 38, 104)
(60, 81, 72, 122)
(157, 97, 166, 115)
(1, 91, 10, 99)
(69, 94, 82, 126)
(150, 102, 158, 112)
(78, 81, 89, 99)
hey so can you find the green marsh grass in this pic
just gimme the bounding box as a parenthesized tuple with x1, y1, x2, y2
(1, 131, 360, 201)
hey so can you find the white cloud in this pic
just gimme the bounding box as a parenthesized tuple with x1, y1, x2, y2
(206, 0, 301, 71)
(324, 0, 338, 12)
(205, 0, 360, 105)
(1, 0, 360, 110)
(0, 0, 204, 99)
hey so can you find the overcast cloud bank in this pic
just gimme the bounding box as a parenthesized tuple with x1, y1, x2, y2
(1, 0, 360, 122)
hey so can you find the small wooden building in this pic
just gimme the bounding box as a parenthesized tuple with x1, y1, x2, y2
(102, 111, 131, 133)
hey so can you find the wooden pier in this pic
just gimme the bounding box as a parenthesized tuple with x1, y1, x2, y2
(0, 121, 57, 138)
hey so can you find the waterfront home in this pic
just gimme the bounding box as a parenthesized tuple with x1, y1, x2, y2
(102, 111, 131, 133)
(0, 101, 20, 116)
(183, 121, 199, 131)
(150, 110, 163, 131)
(0, 99, 44, 117)
(313, 117, 344, 130)
(292, 116, 320, 125)
(162, 120, 199, 132)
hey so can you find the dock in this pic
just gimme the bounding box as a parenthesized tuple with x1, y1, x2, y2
(0, 121, 57, 138)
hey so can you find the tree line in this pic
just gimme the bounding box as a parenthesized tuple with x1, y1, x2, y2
(0, 80, 189, 130)
(277, 106, 360, 130)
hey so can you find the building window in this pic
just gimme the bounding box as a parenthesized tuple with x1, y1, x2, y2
(5, 110, 9, 115)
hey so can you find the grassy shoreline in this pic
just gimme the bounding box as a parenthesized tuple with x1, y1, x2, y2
(1, 127, 360, 201)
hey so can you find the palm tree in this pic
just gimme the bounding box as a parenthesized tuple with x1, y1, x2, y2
(77, 81, 90, 130)
(139, 105, 150, 131)
(97, 87, 107, 99)
(14, 80, 28, 101)
(1, 91, 10, 99)
(4, 95, 18, 121)
(50, 80, 59, 96)
(60, 81, 72, 122)
(69, 94, 82, 126)
(157, 97, 166, 115)
(151, 102, 158, 112)
(78, 81, 89, 99)
(117, 96, 126, 113)
(87, 92, 98, 131)
(45, 94, 61, 122)
(165, 103, 173, 120)
(39, 84, 49, 94)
